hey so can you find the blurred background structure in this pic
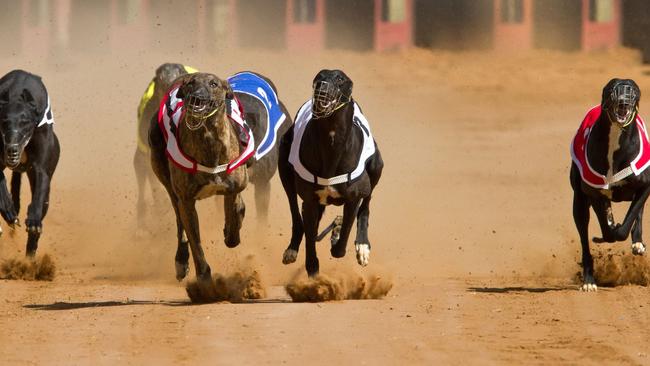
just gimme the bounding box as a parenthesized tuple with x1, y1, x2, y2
(3, 0, 650, 60)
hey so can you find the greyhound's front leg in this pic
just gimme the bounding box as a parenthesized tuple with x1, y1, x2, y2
(302, 200, 321, 277)
(223, 193, 245, 248)
(355, 196, 372, 266)
(25, 167, 51, 256)
(612, 186, 650, 241)
(177, 198, 211, 282)
(0, 170, 17, 229)
(631, 205, 646, 255)
(330, 199, 361, 259)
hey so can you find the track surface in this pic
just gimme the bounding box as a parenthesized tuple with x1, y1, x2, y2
(2, 48, 650, 365)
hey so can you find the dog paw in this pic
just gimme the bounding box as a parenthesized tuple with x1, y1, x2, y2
(0, 209, 17, 227)
(282, 248, 298, 264)
(355, 243, 370, 267)
(25, 218, 42, 234)
(632, 242, 646, 256)
(175, 260, 189, 281)
(580, 283, 598, 292)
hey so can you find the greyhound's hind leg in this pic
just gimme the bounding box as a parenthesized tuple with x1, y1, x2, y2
(133, 150, 148, 237)
(278, 128, 304, 264)
(254, 179, 270, 222)
(592, 198, 616, 243)
(631, 206, 646, 255)
(330, 199, 360, 259)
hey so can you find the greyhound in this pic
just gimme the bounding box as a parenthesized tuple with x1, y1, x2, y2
(570, 78, 650, 291)
(149, 72, 253, 282)
(227, 71, 292, 221)
(278, 69, 384, 277)
(134, 63, 196, 234)
(0, 70, 60, 256)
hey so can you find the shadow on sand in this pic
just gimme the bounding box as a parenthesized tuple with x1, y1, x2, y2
(24, 298, 291, 311)
(467, 286, 573, 294)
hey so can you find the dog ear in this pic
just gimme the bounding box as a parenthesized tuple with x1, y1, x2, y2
(223, 80, 234, 100)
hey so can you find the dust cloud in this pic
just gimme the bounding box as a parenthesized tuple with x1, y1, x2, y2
(285, 270, 393, 302)
(0, 254, 56, 281)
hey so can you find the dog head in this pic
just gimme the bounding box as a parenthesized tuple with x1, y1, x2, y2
(602, 78, 640, 128)
(154, 63, 188, 92)
(0, 89, 39, 168)
(311, 69, 353, 119)
(176, 73, 233, 127)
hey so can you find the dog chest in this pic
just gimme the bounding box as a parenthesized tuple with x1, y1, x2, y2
(194, 180, 227, 200)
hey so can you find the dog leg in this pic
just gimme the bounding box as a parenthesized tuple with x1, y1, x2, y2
(254, 179, 270, 222)
(10, 171, 21, 216)
(331, 199, 360, 259)
(302, 200, 321, 277)
(355, 196, 372, 267)
(0, 170, 17, 228)
(354, 152, 382, 266)
(592, 198, 617, 243)
(177, 198, 211, 282)
(133, 150, 148, 237)
(172, 202, 190, 281)
(612, 186, 650, 241)
(25, 167, 51, 257)
(573, 190, 597, 291)
(278, 128, 304, 265)
(631, 206, 646, 256)
(223, 193, 245, 248)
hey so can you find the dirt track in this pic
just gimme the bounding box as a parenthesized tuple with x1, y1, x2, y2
(2, 47, 650, 364)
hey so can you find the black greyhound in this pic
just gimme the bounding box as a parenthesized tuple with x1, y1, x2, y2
(149, 72, 253, 282)
(278, 69, 383, 277)
(134, 63, 195, 234)
(570, 78, 649, 291)
(0, 70, 60, 256)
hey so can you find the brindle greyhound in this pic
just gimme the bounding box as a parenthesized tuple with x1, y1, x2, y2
(0, 70, 60, 256)
(278, 69, 383, 277)
(570, 78, 650, 291)
(149, 72, 250, 282)
(134, 63, 194, 233)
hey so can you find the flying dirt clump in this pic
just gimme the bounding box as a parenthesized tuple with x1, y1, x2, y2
(0, 254, 56, 281)
(285, 272, 393, 302)
(576, 247, 650, 286)
(186, 267, 266, 303)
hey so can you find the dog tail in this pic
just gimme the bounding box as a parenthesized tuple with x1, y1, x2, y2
(10, 171, 21, 215)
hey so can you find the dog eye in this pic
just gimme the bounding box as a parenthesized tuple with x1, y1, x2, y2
(210, 81, 218, 88)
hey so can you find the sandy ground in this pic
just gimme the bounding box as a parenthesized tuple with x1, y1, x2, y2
(2, 46, 650, 365)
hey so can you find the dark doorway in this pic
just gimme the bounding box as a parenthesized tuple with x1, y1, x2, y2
(236, 0, 287, 49)
(622, 0, 650, 63)
(325, 0, 374, 51)
(413, 0, 494, 50)
(532, 0, 582, 51)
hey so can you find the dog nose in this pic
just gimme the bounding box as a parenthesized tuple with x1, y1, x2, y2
(6, 144, 19, 158)
(190, 88, 210, 100)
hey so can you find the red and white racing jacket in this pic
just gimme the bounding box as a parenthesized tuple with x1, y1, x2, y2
(157, 85, 254, 174)
(570, 105, 650, 189)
